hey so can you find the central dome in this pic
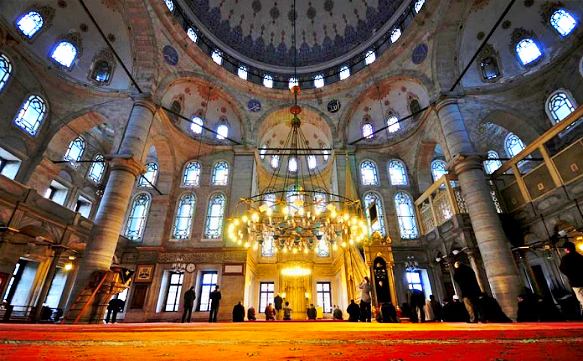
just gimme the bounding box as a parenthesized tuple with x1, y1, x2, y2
(185, 0, 406, 69)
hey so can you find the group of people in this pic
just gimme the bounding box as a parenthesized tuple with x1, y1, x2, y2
(181, 285, 222, 323)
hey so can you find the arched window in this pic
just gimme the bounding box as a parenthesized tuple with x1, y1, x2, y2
(360, 160, 379, 186)
(390, 28, 402, 43)
(16, 11, 44, 38)
(216, 123, 229, 140)
(546, 90, 576, 124)
(288, 157, 298, 172)
(430, 159, 448, 182)
(288, 77, 298, 89)
(270, 155, 280, 169)
(125, 193, 151, 241)
(339, 65, 350, 80)
(314, 74, 324, 88)
(14, 95, 47, 136)
(504, 133, 526, 158)
(483, 150, 502, 175)
(480, 56, 501, 80)
(211, 161, 229, 186)
(0, 53, 13, 93)
(138, 162, 158, 187)
(191, 116, 203, 134)
(394, 192, 418, 239)
(515, 38, 542, 66)
(50, 41, 78, 69)
(387, 114, 400, 133)
(182, 161, 201, 187)
(313, 191, 327, 214)
(409, 99, 422, 119)
(164, 0, 174, 12)
(238, 65, 248, 80)
(90, 60, 112, 84)
(263, 74, 273, 88)
(204, 193, 226, 239)
(187, 27, 198, 42)
(172, 193, 196, 239)
(365, 50, 376, 65)
(363, 192, 386, 235)
(307, 155, 317, 169)
(414, 0, 426, 13)
(550, 9, 577, 37)
(362, 123, 374, 139)
(211, 49, 222, 65)
(388, 160, 408, 185)
(87, 154, 106, 183)
(64, 137, 86, 164)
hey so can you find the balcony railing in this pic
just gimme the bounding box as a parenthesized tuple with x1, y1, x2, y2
(492, 105, 583, 212)
(415, 174, 468, 236)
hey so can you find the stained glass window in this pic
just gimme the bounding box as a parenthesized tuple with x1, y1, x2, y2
(216, 124, 229, 140)
(288, 77, 298, 89)
(263, 74, 273, 88)
(164, 0, 174, 12)
(483, 150, 502, 175)
(204, 193, 226, 239)
(164, 272, 183, 312)
(172, 193, 196, 239)
(362, 123, 374, 139)
(394, 192, 418, 239)
(550, 9, 577, 37)
(288, 157, 298, 172)
(547, 91, 575, 124)
(91, 60, 112, 84)
(14, 95, 47, 136)
(50, 41, 77, 69)
(390, 28, 402, 43)
(271, 155, 280, 169)
(63, 137, 86, 165)
(307, 155, 317, 169)
(365, 50, 376, 65)
(187, 27, 198, 42)
(480, 56, 500, 80)
(515, 38, 542, 66)
(339, 65, 350, 80)
(125, 193, 151, 241)
(504, 133, 526, 158)
(16, 11, 44, 38)
(182, 161, 201, 187)
(138, 162, 158, 187)
(87, 154, 106, 183)
(211, 161, 229, 186)
(414, 0, 426, 13)
(211, 49, 222, 65)
(364, 192, 386, 235)
(191, 116, 203, 134)
(314, 74, 324, 88)
(388, 160, 408, 185)
(360, 160, 379, 186)
(238, 66, 248, 80)
(0, 53, 12, 93)
(431, 159, 448, 182)
(387, 115, 400, 133)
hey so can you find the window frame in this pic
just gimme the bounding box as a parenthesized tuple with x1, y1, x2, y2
(363, 191, 386, 236)
(137, 162, 159, 188)
(316, 282, 332, 313)
(204, 193, 227, 240)
(63, 136, 86, 166)
(124, 192, 152, 242)
(360, 160, 380, 186)
(197, 271, 218, 311)
(483, 150, 502, 175)
(87, 154, 106, 184)
(49, 40, 79, 70)
(211, 161, 230, 186)
(172, 192, 197, 240)
(545, 89, 577, 126)
(258, 282, 275, 313)
(504, 133, 526, 158)
(13, 94, 48, 137)
(15, 10, 46, 40)
(388, 159, 408, 186)
(182, 160, 201, 187)
(514, 37, 543, 67)
(0, 53, 13, 93)
(430, 159, 448, 182)
(549, 8, 577, 37)
(406, 270, 423, 291)
(394, 191, 419, 240)
(164, 271, 184, 312)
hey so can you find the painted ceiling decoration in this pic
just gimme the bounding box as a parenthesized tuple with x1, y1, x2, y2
(187, 0, 406, 67)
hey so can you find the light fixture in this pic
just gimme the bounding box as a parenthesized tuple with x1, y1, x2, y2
(64, 262, 74, 271)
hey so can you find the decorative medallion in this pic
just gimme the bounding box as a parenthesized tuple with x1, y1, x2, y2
(412, 43, 428, 65)
(247, 99, 262, 112)
(327, 99, 341, 113)
(163, 45, 179, 66)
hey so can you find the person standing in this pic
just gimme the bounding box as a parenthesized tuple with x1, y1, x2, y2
(347, 299, 360, 322)
(429, 295, 443, 322)
(408, 288, 425, 323)
(105, 296, 125, 324)
(274, 293, 284, 320)
(359, 277, 372, 322)
(232, 301, 245, 322)
(283, 301, 293, 320)
(209, 285, 222, 322)
(453, 261, 482, 323)
(182, 286, 196, 323)
(559, 241, 583, 313)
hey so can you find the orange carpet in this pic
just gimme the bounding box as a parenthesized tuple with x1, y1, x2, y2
(1, 322, 583, 360)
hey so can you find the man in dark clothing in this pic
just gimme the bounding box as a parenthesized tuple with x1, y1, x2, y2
(517, 293, 538, 322)
(232, 301, 245, 322)
(380, 302, 398, 323)
(307, 304, 317, 320)
(429, 295, 443, 322)
(409, 289, 425, 323)
(477, 293, 511, 323)
(453, 261, 482, 322)
(442, 296, 469, 322)
(209, 286, 222, 322)
(274, 293, 284, 320)
(247, 306, 256, 321)
(559, 241, 583, 313)
(182, 286, 196, 323)
(105, 296, 125, 324)
(347, 299, 360, 322)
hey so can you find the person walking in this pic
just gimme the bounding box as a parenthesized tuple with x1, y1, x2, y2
(209, 285, 222, 322)
(347, 299, 360, 322)
(274, 293, 284, 320)
(182, 286, 196, 323)
(453, 261, 482, 322)
(559, 241, 583, 314)
(359, 277, 372, 322)
(232, 301, 245, 322)
(105, 296, 125, 324)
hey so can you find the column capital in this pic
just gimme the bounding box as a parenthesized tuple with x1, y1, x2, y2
(131, 93, 157, 114)
(450, 153, 484, 175)
(435, 96, 462, 113)
(110, 157, 146, 177)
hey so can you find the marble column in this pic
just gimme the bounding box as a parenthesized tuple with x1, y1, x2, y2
(66, 97, 156, 320)
(436, 98, 522, 318)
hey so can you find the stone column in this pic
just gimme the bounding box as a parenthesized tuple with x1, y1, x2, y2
(66, 97, 156, 321)
(436, 98, 522, 318)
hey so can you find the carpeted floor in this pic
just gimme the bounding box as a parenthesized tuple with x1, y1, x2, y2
(1, 322, 583, 360)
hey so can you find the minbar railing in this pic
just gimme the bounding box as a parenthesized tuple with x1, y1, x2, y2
(492, 105, 583, 212)
(414, 174, 468, 236)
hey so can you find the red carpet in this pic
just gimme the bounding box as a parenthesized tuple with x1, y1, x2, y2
(1, 322, 582, 360)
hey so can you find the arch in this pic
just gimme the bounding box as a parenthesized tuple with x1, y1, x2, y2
(363, 191, 386, 236)
(360, 160, 380, 186)
(124, 192, 152, 242)
(172, 192, 197, 240)
(394, 191, 419, 239)
(204, 192, 227, 239)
